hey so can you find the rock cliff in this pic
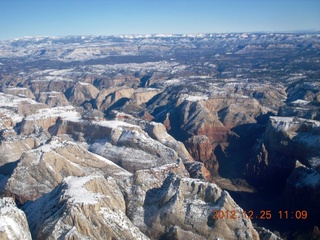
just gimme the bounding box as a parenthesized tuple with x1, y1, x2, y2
(247, 116, 320, 185)
(3, 137, 132, 204)
(126, 171, 259, 240)
(23, 175, 148, 240)
(0, 197, 32, 240)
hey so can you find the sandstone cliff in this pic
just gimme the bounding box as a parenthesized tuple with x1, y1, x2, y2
(36, 91, 70, 107)
(23, 175, 148, 240)
(3, 138, 132, 204)
(0, 197, 32, 240)
(247, 116, 320, 185)
(126, 170, 259, 240)
(65, 82, 100, 107)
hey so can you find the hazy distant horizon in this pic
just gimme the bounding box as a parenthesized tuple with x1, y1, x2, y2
(1, 0, 319, 41)
(3, 29, 319, 42)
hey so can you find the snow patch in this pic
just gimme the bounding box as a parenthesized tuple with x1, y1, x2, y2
(182, 94, 208, 102)
(38, 139, 66, 153)
(25, 106, 80, 121)
(270, 116, 296, 131)
(63, 175, 103, 204)
(78, 82, 89, 86)
(291, 99, 310, 105)
(94, 120, 138, 129)
(270, 116, 320, 132)
(164, 79, 181, 85)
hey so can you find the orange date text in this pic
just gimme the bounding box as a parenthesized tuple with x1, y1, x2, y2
(212, 210, 308, 220)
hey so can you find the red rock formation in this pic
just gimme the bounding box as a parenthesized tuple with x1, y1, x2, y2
(185, 135, 219, 175)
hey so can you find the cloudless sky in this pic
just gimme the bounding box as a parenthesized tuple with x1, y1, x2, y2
(0, 0, 319, 40)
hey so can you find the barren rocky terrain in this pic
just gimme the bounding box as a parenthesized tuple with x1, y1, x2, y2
(0, 33, 319, 239)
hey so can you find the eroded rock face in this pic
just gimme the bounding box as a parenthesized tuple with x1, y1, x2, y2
(88, 122, 180, 173)
(286, 80, 320, 104)
(0, 197, 32, 240)
(23, 175, 149, 240)
(97, 87, 134, 112)
(247, 116, 320, 185)
(0, 92, 48, 120)
(185, 135, 219, 175)
(282, 161, 320, 224)
(65, 82, 99, 106)
(19, 106, 80, 135)
(28, 80, 75, 96)
(3, 138, 132, 204)
(126, 172, 259, 240)
(95, 87, 119, 109)
(112, 112, 194, 163)
(36, 91, 70, 107)
(3, 87, 35, 100)
(131, 88, 161, 106)
(145, 86, 271, 178)
(0, 137, 37, 166)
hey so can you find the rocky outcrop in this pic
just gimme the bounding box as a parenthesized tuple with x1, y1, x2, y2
(278, 99, 320, 120)
(3, 87, 35, 99)
(110, 112, 213, 180)
(218, 98, 267, 128)
(3, 138, 132, 204)
(94, 87, 119, 109)
(127, 172, 259, 240)
(131, 88, 161, 105)
(0, 93, 48, 120)
(286, 80, 320, 104)
(36, 91, 70, 107)
(0, 197, 32, 240)
(82, 109, 105, 121)
(145, 85, 272, 179)
(112, 112, 193, 162)
(29, 80, 75, 96)
(19, 107, 190, 175)
(88, 121, 180, 173)
(0, 137, 36, 166)
(282, 161, 320, 224)
(65, 82, 99, 106)
(247, 116, 320, 185)
(98, 87, 134, 112)
(185, 135, 219, 175)
(96, 88, 160, 114)
(19, 106, 80, 135)
(23, 175, 148, 240)
(256, 227, 282, 240)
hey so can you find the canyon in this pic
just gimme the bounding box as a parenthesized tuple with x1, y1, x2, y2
(0, 33, 319, 239)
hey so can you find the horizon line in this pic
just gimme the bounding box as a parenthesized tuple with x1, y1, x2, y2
(2, 29, 320, 42)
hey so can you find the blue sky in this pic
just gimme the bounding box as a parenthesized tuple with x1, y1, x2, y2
(0, 0, 319, 40)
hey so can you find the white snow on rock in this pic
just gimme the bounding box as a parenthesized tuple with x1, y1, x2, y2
(25, 106, 80, 121)
(182, 94, 208, 102)
(0, 198, 32, 240)
(270, 116, 296, 131)
(270, 116, 320, 132)
(164, 79, 181, 85)
(291, 99, 310, 105)
(0, 93, 40, 123)
(94, 119, 138, 129)
(63, 175, 103, 204)
(0, 93, 37, 106)
(78, 81, 89, 86)
(36, 138, 68, 153)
